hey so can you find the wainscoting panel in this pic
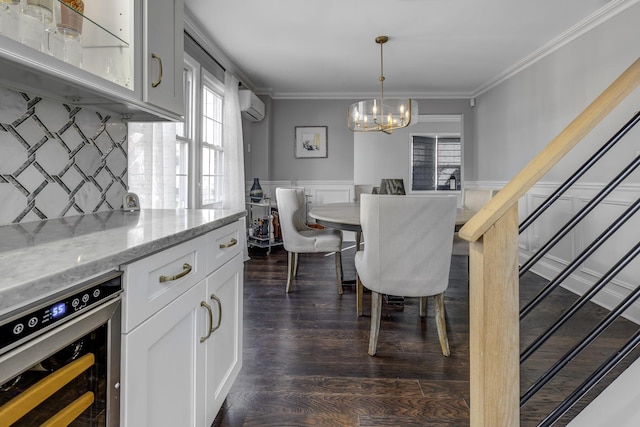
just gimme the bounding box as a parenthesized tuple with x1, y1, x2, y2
(246, 180, 355, 205)
(529, 193, 574, 263)
(577, 197, 640, 291)
(303, 185, 353, 205)
(509, 180, 640, 324)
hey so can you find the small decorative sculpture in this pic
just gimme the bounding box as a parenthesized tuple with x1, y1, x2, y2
(250, 178, 263, 202)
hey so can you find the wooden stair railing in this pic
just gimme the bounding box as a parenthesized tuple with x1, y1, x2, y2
(458, 57, 640, 427)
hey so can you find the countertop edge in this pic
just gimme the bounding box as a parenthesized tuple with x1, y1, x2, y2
(0, 210, 246, 318)
(112, 211, 245, 265)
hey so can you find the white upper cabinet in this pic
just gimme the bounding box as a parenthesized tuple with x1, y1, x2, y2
(0, 0, 184, 121)
(143, 0, 184, 117)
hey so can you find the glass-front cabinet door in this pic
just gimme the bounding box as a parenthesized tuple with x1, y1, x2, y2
(78, 0, 133, 90)
(0, 0, 133, 90)
(0, 0, 183, 121)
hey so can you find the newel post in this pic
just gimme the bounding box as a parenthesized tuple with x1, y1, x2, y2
(469, 203, 520, 426)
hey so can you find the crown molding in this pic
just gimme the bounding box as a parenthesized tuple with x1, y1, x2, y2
(264, 91, 474, 100)
(261, 0, 639, 100)
(186, 0, 638, 101)
(473, 0, 640, 97)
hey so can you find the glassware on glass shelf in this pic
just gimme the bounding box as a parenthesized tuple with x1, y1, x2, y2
(50, 25, 81, 67)
(58, 0, 83, 34)
(20, 0, 53, 52)
(50, 0, 84, 67)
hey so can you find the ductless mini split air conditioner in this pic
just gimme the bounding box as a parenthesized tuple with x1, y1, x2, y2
(239, 90, 265, 122)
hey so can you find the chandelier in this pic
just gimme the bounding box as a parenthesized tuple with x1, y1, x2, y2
(348, 36, 418, 134)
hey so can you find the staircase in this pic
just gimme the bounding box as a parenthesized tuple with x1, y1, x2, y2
(458, 57, 640, 426)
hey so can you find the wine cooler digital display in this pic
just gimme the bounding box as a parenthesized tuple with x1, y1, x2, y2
(0, 272, 122, 354)
(51, 302, 67, 319)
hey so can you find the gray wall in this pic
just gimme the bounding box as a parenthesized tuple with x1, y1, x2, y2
(415, 99, 477, 181)
(243, 97, 475, 184)
(474, 4, 640, 419)
(474, 3, 640, 302)
(243, 95, 271, 182)
(269, 99, 355, 181)
(353, 99, 474, 188)
(354, 116, 462, 188)
(474, 2, 640, 184)
(242, 3, 640, 189)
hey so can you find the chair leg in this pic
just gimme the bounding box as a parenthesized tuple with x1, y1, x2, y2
(419, 296, 427, 317)
(356, 275, 364, 317)
(293, 251, 300, 277)
(368, 291, 383, 356)
(335, 251, 343, 295)
(434, 293, 450, 357)
(286, 252, 297, 293)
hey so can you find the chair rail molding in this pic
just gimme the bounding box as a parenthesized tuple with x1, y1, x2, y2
(244, 180, 355, 204)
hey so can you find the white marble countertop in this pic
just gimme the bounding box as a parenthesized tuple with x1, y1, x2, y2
(0, 208, 246, 317)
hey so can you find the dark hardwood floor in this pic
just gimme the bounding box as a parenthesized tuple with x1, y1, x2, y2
(213, 243, 639, 427)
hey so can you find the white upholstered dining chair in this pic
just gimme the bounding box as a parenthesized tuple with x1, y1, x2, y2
(452, 188, 498, 258)
(354, 184, 374, 202)
(275, 188, 344, 294)
(354, 194, 457, 357)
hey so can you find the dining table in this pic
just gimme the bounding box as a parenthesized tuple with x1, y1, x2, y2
(308, 202, 475, 233)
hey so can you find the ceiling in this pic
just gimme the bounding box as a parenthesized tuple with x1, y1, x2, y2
(184, 0, 622, 99)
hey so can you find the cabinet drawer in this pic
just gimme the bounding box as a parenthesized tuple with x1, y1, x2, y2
(206, 220, 243, 275)
(122, 235, 206, 333)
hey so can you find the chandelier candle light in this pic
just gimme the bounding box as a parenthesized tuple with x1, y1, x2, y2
(348, 36, 418, 134)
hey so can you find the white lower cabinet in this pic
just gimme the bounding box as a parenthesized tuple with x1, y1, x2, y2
(121, 281, 203, 427)
(202, 256, 243, 426)
(121, 221, 244, 427)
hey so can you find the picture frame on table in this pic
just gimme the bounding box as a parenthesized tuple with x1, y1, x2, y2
(295, 126, 328, 158)
(123, 192, 140, 211)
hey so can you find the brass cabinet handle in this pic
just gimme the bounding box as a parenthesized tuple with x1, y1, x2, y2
(219, 238, 237, 249)
(200, 301, 214, 343)
(209, 294, 222, 334)
(159, 263, 192, 283)
(151, 53, 163, 87)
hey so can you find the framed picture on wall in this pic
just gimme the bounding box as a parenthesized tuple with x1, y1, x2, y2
(295, 126, 328, 158)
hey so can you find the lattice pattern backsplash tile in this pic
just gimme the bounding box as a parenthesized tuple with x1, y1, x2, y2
(0, 88, 127, 225)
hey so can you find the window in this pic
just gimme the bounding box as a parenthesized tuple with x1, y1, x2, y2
(411, 135, 461, 191)
(180, 53, 226, 209)
(175, 65, 192, 209)
(200, 75, 224, 207)
(128, 48, 241, 211)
